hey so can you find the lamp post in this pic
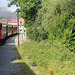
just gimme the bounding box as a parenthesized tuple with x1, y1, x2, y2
(16, 8, 20, 46)
(24, 17, 26, 27)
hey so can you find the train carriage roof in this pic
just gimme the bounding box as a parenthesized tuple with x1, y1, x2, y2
(0, 22, 17, 26)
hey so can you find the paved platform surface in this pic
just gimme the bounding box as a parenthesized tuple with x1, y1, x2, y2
(0, 36, 22, 75)
(0, 34, 40, 75)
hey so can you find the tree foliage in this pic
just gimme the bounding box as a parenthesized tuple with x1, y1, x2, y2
(8, 0, 42, 19)
(8, 0, 75, 52)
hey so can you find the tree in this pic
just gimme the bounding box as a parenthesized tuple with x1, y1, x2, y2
(8, 0, 42, 19)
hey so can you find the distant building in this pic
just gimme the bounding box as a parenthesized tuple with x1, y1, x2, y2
(8, 18, 17, 25)
(19, 18, 24, 31)
(0, 18, 7, 24)
(8, 18, 24, 31)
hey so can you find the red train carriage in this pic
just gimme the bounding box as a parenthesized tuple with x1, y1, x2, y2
(0, 23, 17, 45)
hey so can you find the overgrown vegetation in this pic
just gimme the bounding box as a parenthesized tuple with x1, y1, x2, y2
(17, 40, 75, 75)
(8, 0, 75, 52)
(8, 0, 75, 74)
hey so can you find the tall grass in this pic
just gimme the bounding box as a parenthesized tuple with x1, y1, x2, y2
(17, 40, 75, 75)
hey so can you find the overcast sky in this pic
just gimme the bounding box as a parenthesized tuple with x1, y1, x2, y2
(0, 0, 17, 12)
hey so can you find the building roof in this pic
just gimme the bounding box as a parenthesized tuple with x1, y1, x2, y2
(9, 18, 17, 23)
(0, 18, 7, 24)
(8, 18, 24, 25)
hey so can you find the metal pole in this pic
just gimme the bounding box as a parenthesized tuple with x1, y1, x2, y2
(17, 14, 19, 46)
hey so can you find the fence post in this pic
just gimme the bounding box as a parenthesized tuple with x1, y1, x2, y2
(0, 23, 2, 39)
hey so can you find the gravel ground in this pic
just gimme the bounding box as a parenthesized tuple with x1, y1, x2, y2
(0, 35, 22, 75)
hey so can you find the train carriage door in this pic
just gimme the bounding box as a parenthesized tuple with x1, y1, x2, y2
(6, 26, 8, 36)
(0, 23, 2, 39)
(12, 26, 13, 34)
(16, 27, 17, 33)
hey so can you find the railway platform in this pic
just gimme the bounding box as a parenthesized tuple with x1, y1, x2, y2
(0, 33, 36, 75)
(0, 35, 23, 75)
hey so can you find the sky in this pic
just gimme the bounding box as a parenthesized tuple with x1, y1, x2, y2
(0, 0, 17, 12)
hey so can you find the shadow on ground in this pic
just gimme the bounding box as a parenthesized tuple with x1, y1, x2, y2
(14, 46, 36, 75)
(0, 35, 35, 75)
